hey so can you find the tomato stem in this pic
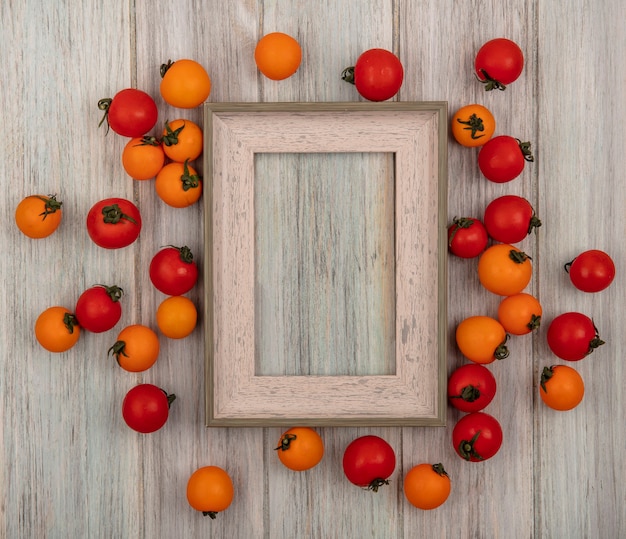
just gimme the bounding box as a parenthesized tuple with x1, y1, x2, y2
(475, 69, 506, 91)
(366, 478, 390, 492)
(527, 314, 542, 331)
(447, 217, 474, 247)
(494, 334, 510, 360)
(202, 511, 217, 519)
(509, 249, 531, 264)
(107, 340, 128, 366)
(97, 98, 112, 133)
(588, 321, 605, 354)
(274, 433, 297, 451)
(456, 113, 486, 139)
(96, 284, 124, 303)
(36, 194, 62, 220)
(516, 139, 534, 162)
(161, 120, 185, 147)
(63, 312, 79, 334)
(160, 59, 174, 78)
(341, 66, 356, 85)
(101, 204, 138, 225)
(540, 366, 554, 393)
(458, 431, 484, 461)
(180, 159, 201, 192)
(432, 463, 449, 477)
(450, 384, 481, 403)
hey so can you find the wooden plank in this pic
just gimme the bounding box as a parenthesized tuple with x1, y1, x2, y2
(536, 1, 626, 537)
(400, 1, 538, 536)
(0, 1, 142, 537)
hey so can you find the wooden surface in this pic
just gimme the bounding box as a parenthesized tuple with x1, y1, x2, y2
(2, 0, 624, 537)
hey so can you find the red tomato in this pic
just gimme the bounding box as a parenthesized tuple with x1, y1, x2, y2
(74, 284, 124, 333)
(483, 195, 542, 243)
(149, 245, 199, 296)
(447, 364, 497, 412)
(452, 412, 503, 462)
(474, 38, 524, 91)
(342, 48, 404, 102)
(98, 88, 158, 137)
(565, 249, 615, 293)
(342, 435, 396, 491)
(122, 384, 175, 433)
(447, 217, 489, 258)
(546, 312, 604, 361)
(86, 198, 142, 249)
(478, 136, 534, 183)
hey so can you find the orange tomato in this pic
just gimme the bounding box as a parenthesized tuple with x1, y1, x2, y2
(108, 324, 160, 372)
(254, 32, 302, 80)
(121, 136, 165, 180)
(156, 295, 197, 339)
(275, 427, 324, 471)
(161, 119, 203, 163)
(403, 463, 451, 510)
(539, 365, 584, 411)
(35, 306, 80, 353)
(186, 465, 234, 518)
(15, 195, 63, 238)
(451, 104, 495, 147)
(160, 59, 211, 109)
(456, 315, 509, 364)
(478, 243, 532, 296)
(497, 293, 542, 335)
(155, 160, 202, 208)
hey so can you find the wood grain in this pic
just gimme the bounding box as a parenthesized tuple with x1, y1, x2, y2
(1, 0, 624, 537)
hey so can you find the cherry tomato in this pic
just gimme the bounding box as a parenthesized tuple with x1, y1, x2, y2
(98, 88, 158, 137)
(186, 466, 234, 518)
(149, 245, 199, 296)
(108, 324, 160, 373)
(455, 316, 509, 364)
(35, 306, 80, 353)
(342, 435, 396, 491)
(160, 59, 211, 109)
(451, 104, 496, 147)
(403, 463, 451, 510)
(477, 243, 532, 296)
(86, 198, 142, 249)
(15, 194, 63, 239)
(74, 284, 123, 333)
(156, 295, 197, 339)
(539, 365, 585, 411)
(452, 412, 503, 462)
(254, 32, 302, 81)
(478, 136, 534, 183)
(122, 383, 175, 433)
(155, 160, 203, 208)
(342, 48, 404, 102)
(161, 119, 203, 163)
(497, 293, 542, 335)
(274, 427, 324, 471)
(546, 312, 604, 361)
(564, 249, 616, 293)
(447, 363, 497, 412)
(483, 195, 542, 243)
(447, 217, 489, 258)
(474, 38, 524, 91)
(121, 136, 165, 180)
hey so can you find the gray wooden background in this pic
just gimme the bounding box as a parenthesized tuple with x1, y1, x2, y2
(2, 1, 624, 538)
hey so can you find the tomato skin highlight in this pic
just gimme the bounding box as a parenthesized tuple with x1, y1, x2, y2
(565, 249, 615, 293)
(447, 217, 488, 258)
(342, 435, 396, 491)
(546, 312, 604, 361)
(100, 88, 158, 137)
(483, 195, 541, 244)
(344, 48, 404, 102)
(452, 412, 503, 462)
(447, 364, 497, 412)
(122, 383, 175, 434)
(86, 198, 142, 249)
(539, 365, 585, 411)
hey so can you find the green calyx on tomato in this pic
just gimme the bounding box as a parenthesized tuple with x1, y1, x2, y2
(274, 433, 297, 452)
(161, 120, 185, 147)
(63, 312, 79, 334)
(516, 139, 534, 162)
(97, 97, 113, 132)
(97, 284, 124, 303)
(135, 135, 160, 147)
(180, 159, 201, 192)
(540, 366, 555, 393)
(159, 59, 175, 78)
(166, 245, 194, 264)
(161, 388, 177, 408)
(509, 249, 531, 264)
(108, 340, 128, 366)
(456, 113, 486, 140)
(101, 204, 138, 225)
(458, 431, 485, 461)
(494, 334, 510, 360)
(36, 194, 62, 219)
(475, 69, 507, 91)
(587, 322, 605, 354)
(366, 478, 391, 493)
(527, 314, 542, 331)
(450, 384, 482, 403)
(432, 463, 449, 477)
(340, 66, 356, 85)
